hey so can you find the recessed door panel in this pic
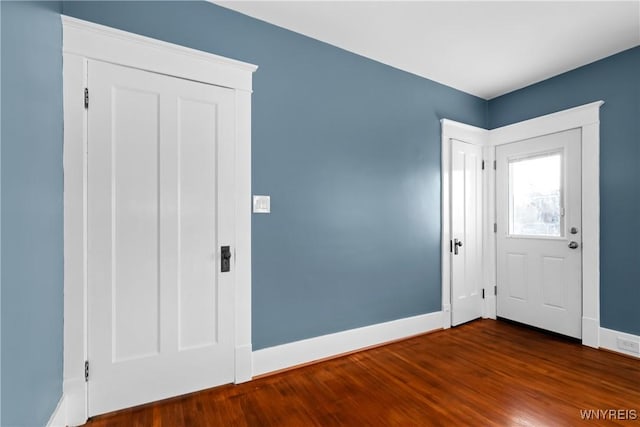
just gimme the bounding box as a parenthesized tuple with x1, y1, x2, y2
(542, 256, 566, 309)
(112, 87, 161, 362)
(178, 98, 218, 351)
(506, 253, 527, 301)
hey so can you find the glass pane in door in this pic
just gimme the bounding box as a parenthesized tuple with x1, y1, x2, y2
(509, 152, 563, 237)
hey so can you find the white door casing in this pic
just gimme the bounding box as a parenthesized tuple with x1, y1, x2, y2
(87, 60, 236, 415)
(495, 129, 582, 338)
(490, 102, 602, 348)
(441, 121, 491, 329)
(441, 101, 602, 348)
(450, 139, 484, 326)
(63, 16, 257, 425)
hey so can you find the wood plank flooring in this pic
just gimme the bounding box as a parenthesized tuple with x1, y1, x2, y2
(85, 320, 640, 426)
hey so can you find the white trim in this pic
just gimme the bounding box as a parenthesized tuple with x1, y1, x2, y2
(580, 121, 601, 347)
(440, 120, 490, 329)
(62, 17, 256, 425)
(252, 312, 443, 377)
(489, 102, 603, 146)
(62, 52, 88, 426)
(489, 101, 603, 348)
(600, 327, 640, 359)
(441, 101, 603, 348)
(482, 136, 497, 321)
(233, 89, 253, 384)
(62, 16, 256, 92)
(235, 344, 253, 383)
(46, 395, 67, 427)
(582, 317, 600, 350)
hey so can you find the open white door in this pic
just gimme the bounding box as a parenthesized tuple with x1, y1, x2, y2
(87, 60, 236, 415)
(450, 139, 483, 326)
(496, 128, 582, 338)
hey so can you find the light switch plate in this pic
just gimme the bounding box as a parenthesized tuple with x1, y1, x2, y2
(253, 195, 270, 213)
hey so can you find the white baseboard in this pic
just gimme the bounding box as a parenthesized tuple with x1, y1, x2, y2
(47, 394, 67, 427)
(252, 311, 443, 377)
(600, 327, 640, 358)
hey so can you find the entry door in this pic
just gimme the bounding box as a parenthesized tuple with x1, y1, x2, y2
(451, 139, 483, 326)
(87, 60, 236, 416)
(496, 129, 582, 338)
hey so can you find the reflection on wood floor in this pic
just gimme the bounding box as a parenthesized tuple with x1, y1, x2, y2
(86, 319, 640, 426)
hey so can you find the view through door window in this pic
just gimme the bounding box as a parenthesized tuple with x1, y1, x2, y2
(508, 152, 563, 237)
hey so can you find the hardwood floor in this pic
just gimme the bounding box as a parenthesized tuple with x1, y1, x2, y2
(85, 320, 640, 426)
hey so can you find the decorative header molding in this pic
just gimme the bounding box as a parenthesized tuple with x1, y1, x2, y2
(62, 15, 258, 92)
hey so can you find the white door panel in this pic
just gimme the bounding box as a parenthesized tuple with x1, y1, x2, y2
(496, 129, 582, 338)
(88, 60, 236, 416)
(451, 139, 483, 326)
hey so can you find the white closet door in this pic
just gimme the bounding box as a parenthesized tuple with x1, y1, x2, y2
(87, 60, 236, 416)
(450, 139, 483, 326)
(496, 129, 582, 338)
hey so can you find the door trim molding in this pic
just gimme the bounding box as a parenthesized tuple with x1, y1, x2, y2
(440, 120, 490, 329)
(62, 15, 256, 91)
(441, 100, 603, 347)
(489, 101, 603, 348)
(62, 16, 257, 425)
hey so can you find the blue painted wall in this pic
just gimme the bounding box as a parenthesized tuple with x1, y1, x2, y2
(62, 1, 487, 349)
(1, 1, 64, 426)
(489, 47, 640, 336)
(1, 1, 637, 425)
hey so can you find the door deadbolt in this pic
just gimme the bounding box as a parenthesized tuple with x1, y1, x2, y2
(570, 227, 579, 234)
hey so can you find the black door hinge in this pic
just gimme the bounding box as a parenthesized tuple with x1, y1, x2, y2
(494, 285, 497, 296)
(482, 289, 485, 299)
(85, 360, 89, 382)
(84, 88, 89, 109)
(482, 160, 485, 170)
(493, 160, 497, 170)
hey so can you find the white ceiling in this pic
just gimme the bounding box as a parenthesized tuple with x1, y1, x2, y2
(215, 1, 640, 99)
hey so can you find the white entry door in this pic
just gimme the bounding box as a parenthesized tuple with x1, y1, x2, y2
(450, 139, 483, 326)
(496, 129, 582, 338)
(87, 60, 236, 416)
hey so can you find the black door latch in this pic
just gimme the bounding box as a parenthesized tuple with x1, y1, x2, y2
(221, 246, 231, 272)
